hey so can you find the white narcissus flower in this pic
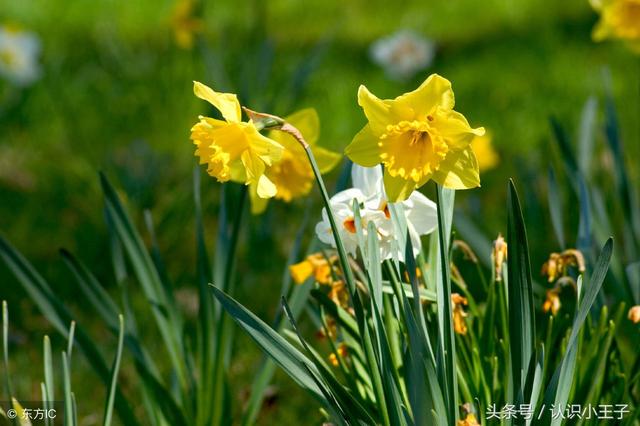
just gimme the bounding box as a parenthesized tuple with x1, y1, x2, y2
(0, 25, 41, 86)
(315, 165, 437, 261)
(370, 30, 435, 81)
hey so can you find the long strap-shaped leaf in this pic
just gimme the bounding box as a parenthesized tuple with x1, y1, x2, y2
(506, 179, 536, 412)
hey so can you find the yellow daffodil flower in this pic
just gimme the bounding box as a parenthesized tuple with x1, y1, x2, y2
(345, 74, 485, 201)
(591, 0, 640, 53)
(628, 305, 640, 324)
(471, 132, 499, 172)
(190, 81, 284, 198)
(451, 293, 469, 335)
(171, 0, 203, 49)
(248, 108, 341, 214)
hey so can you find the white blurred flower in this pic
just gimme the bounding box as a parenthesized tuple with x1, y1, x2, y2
(315, 165, 437, 261)
(370, 30, 435, 80)
(0, 25, 41, 86)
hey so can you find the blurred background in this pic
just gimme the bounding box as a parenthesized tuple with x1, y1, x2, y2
(1, 0, 639, 423)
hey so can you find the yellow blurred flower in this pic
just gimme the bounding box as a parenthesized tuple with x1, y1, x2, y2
(542, 289, 561, 315)
(345, 74, 485, 201)
(328, 280, 349, 310)
(171, 0, 203, 49)
(289, 253, 336, 285)
(458, 413, 480, 426)
(492, 233, 508, 281)
(628, 305, 640, 324)
(471, 132, 499, 172)
(190, 81, 283, 198)
(248, 108, 341, 214)
(451, 293, 469, 335)
(591, 0, 640, 53)
(328, 342, 348, 367)
(541, 249, 586, 283)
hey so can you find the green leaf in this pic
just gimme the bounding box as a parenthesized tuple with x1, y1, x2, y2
(506, 179, 536, 410)
(210, 285, 327, 402)
(434, 184, 457, 423)
(546, 168, 565, 249)
(103, 315, 125, 426)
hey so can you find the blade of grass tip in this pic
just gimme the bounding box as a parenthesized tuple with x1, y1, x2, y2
(103, 315, 125, 426)
(434, 184, 458, 423)
(67, 321, 76, 362)
(2, 301, 13, 399)
(44, 336, 54, 403)
(547, 168, 565, 249)
(549, 117, 578, 186)
(506, 180, 536, 407)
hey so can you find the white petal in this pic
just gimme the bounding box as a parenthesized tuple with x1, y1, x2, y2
(404, 191, 438, 236)
(351, 165, 384, 198)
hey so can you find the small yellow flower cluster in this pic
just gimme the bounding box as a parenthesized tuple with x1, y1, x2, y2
(457, 413, 480, 426)
(628, 305, 640, 324)
(289, 252, 349, 309)
(492, 234, 508, 281)
(451, 293, 469, 335)
(328, 343, 348, 367)
(540, 249, 585, 315)
(541, 249, 586, 283)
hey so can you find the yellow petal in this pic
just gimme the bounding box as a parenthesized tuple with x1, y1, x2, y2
(193, 81, 242, 122)
(289, 260, 314, 284)
(432, 148, 480, 189)
(249, 182, 270, 214)
(245, 124, 284, 166)
(395, 74, 455, 118)
(383, 170, 417, 202)
(345, 124, 381, 167)
(256, 174, 277, 198)
(312, 146, 342, 174)
(240, 149, 265, 184)
(436, 109, 485, 150)
(357, 85, 395, 135)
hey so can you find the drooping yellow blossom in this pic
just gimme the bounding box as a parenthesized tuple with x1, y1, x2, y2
(591, 0, 640, 53)
(171, 0, 203, 49)
(345, 74, 485, 201)
(471, 132, 499, 172)
(451, 293, 469, 335)
(190, 81, 284, 198)
(541, 249, 586, 283)
(328, 342, 348, 367)
(542, 289, 561, 315)
(328, 280, 350, 310)
(289, 253, 337, 285)
(628, 305, 640, 324)
(248, 108, 341, 214)
(458, 413, 480, 426)
(492, 234, 508, 282)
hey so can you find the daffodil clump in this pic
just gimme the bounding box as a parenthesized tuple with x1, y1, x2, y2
(591, 0, 640, 53)
(345, 74, 485, 201)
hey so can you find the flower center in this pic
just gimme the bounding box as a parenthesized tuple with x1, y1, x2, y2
(379, 120, 449, 183)
(343, 217, 356, 234)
